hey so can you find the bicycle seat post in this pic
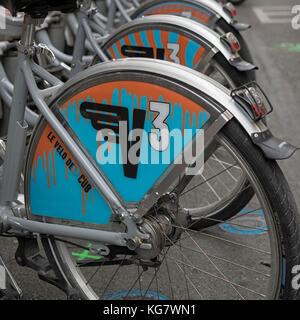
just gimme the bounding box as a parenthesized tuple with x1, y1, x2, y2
(0, 15, 44, 206)
(21, 15, 44, 47)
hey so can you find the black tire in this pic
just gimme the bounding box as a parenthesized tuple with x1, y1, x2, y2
(41, 119, 300, 299)
(210, 51, 253, 87)
(221, 120, 300, 300)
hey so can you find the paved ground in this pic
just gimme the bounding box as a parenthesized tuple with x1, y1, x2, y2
(1, 0, 300, 300)
(238, 0, 300, 209)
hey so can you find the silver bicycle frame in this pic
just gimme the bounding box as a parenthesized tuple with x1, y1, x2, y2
(0, 0, 109, 132)
(35, 0, 109, 76)
(0, 11, 269, 247)
(0, 15, 145, 247)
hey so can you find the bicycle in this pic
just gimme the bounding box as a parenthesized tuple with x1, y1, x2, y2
(0, 0, 299, 300)
(0, 3, 255, 135)
(1, 0, 257, 230)
(93, 0, 254, 65)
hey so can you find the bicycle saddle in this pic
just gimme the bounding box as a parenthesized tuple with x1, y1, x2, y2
(0, 0, 77, 17)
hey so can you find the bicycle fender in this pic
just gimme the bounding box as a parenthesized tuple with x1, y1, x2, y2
(132, 0, 250, 31)
(93, 59, 294, 160)
(102, 15, 257, 72)
(27, 58, 283, 224)
(58, 58, 267, 142)
(252, 131, 297, 160)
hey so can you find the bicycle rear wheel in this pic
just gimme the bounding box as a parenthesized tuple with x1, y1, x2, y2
(24, 61, 300, 299)
(39, 119, 300, 300)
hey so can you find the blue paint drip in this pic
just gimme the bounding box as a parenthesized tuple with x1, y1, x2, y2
(120, 38, 125, 47)
(30, 146, 112, 225)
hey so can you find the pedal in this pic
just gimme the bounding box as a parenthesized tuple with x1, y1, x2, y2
(15, 237, 51, 274)
(15, 237, 81, 299)
(0, 255, 22, 299)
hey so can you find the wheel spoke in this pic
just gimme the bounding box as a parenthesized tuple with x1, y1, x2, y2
(163, 248, 175, 300)
(183, 230, 245, 300)
(164, 229, 266, 298)
(173, 260, 204, 300)
(179, 239, 190, 299)
(155, 215, 271, 256)
(123, 264, 146, 299)
(166, 255, 266, 298)
(100, 256, 127, 299)
(191, 210, 268, 232)
(180, 162, 238, 197)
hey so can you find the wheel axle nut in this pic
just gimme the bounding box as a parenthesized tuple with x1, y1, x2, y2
(126, 237, 142, 251)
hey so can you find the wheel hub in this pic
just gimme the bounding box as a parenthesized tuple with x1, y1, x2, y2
(134, 194, 190, 260)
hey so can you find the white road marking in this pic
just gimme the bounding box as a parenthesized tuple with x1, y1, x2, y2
(253, 6, 293, 24)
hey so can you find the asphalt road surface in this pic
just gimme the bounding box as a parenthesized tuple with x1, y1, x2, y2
(1, 0, 300, 300)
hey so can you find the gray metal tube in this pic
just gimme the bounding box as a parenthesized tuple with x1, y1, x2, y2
(1, 120, 28, 202)
(31, 61, 63, 87)
(24, 106, 39, 127)
(5, 216, 126, 246)
(0, 62, 13, 94)
(0, 61, 38, 127)
(0, 87, 12, 107)
(66, 13, 79, 36)
(89, 20, 107, 36)
(114, 0, 132, 22)
(22, 59, 126, 215)
(82, 18, 109, 62)
(0, 47, 30, 204)
(35, 29, 93, 64)
(92, 13, 108, 30)
(107, 0, 117, 32)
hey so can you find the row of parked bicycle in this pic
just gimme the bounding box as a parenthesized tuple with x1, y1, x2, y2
(0, 0, 299, 301)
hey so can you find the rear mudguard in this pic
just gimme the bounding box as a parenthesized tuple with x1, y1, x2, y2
(26, 59, 294, 225)
(98, 59, 293, 160)
(252, 131, 297, 160)
(101, 15, 256, 72)
(59, 58, 293, 160)
(131, 0, 250, 31)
